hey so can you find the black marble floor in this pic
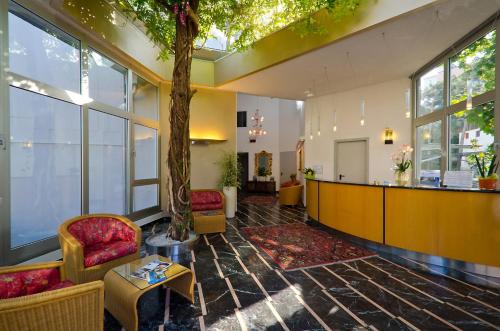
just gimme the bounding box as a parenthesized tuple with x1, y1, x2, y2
(105, 200, 500, 331)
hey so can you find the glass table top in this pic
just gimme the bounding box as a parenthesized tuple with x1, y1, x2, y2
(112, 254, 184, 290)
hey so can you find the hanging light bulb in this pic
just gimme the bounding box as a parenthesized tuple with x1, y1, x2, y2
(405, 89, 411, 118)
(317, 109, 321, 136)
(333, 110, 337, 132)
(360, 99, 366, 126)
(309, 108, 314, 140)
(466, 79, 473, 110)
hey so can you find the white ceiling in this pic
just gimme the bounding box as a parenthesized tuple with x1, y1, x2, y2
(219, 0, 500, 100)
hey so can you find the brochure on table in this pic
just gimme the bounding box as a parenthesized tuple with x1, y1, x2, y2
(131, 259, 173, 284)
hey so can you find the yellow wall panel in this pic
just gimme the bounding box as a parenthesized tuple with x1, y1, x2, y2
(318, 182, 337, 228)
(317, 182, 383, 243)
(306, 180, 319, 221)
(386, 188, 500, 267)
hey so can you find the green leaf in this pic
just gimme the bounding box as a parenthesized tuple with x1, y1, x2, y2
(121, 0, 362, 53)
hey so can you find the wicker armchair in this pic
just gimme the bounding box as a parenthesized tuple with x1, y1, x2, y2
(279, 184, 303, 206)
(59, 214, 142, 284)
(191, 189, 226, 234)
(0, 261, 104, 331)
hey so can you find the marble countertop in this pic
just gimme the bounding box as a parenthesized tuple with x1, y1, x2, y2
(306, 178, 500, 194)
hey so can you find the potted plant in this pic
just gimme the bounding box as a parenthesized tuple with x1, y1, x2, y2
(474, 154, 498, 190)
(391, 144, 413, 186)
(218, 151, 241, 218)
(303, 167, 316, 180)
(257, 166, 267, 181)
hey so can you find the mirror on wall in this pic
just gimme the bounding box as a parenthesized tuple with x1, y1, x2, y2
(255, 150, 272, 176)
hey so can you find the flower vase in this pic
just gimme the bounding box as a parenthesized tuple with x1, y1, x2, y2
(394, 171, 410, 187)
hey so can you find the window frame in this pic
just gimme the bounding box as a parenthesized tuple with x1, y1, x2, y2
(0, 0, 162, 265)
(412, 16, 499, 184)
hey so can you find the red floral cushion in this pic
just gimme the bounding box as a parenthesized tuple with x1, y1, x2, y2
(23, 268, 61, 295)
(192, 202, 224, 211)
(83, 240, 137, 267)
(0, 272, 25, 299)
(68, 217, 136, 247)
(0, 268, 71, 299)
(47, 280, 74, 291)
(191, 191, 223, 211)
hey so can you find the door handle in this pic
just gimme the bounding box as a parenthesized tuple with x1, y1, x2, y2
(339, 174, 345, 180)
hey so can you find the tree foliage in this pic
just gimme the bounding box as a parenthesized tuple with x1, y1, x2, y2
(117, 0, 361, 58)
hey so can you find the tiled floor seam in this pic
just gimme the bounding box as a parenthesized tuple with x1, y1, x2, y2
(376, 256, 499, 310)
(400, 256, 489, 293)
(274, 269, 331, 330)
(322, 266, 397, 319)
(349, 261, 498, 329)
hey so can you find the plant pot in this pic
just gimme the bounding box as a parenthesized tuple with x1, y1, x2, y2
(223, 186, 237, 218)
(478, 178, 497, 190)
(394, 171, 410, 187)
(145, 231, 199, 263)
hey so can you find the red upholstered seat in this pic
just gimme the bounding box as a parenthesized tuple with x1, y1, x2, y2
(68, 217, 136, 246)
(191, 191, 223, 211)
(0, 272, 23, 299)
(67, 217, 138, 268)
(83, 241, 138, 267)
(0, 268, 74, 299)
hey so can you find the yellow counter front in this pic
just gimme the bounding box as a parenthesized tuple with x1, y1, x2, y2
(306, 179, 500, 268)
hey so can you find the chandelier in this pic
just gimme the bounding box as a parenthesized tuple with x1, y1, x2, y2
(248, 109, 267, 143)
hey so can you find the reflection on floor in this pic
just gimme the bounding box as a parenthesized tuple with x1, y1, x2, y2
(105, 200, 500, 331)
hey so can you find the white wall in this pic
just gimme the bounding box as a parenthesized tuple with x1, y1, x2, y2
(279, 99, 302, 152)
(305, 78, 412, 183)
(237, 94, 302, 188)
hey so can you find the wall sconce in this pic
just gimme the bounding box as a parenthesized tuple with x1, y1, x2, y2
(384, 128, 394, 145)
(190, 138, 227, 145)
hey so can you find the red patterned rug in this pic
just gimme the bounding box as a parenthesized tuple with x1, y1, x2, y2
(241, 195, 277, 205)
(241, 223, 376, 270)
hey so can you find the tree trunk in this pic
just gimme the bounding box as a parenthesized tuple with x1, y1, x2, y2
(166, 0, 199, 241)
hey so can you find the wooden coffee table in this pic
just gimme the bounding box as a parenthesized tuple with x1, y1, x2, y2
(104, 254, 194, 331)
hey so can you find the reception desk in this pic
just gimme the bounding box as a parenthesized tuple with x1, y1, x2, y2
(306, 179, 500, 268)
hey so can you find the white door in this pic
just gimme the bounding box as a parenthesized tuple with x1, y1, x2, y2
(335, 139, 368, 183)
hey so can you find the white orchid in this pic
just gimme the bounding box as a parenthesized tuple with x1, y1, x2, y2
(392, 145, 413, 174)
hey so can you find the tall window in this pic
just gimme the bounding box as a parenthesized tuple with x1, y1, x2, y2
(417, 64, 444, 117)
(10, 87, 81, 247)
(414, 25, 497, 185)
(8, 3, 82, 249)
(131, 74, 159, 213)
(89, 110, 127, 214)
(2, 1, 160, 264)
